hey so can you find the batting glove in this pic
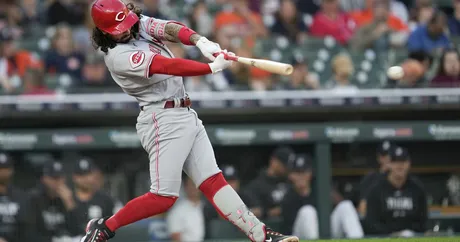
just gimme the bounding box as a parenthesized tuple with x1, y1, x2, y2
(196, 37, 222, 61)
(208, 50, 233, 74)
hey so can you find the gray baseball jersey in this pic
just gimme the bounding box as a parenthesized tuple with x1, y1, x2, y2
(104, 15, 186, 106)
(104, 15, 220, 196)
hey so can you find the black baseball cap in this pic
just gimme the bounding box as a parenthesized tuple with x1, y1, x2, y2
(377, 140, 392, 156)
(43, 160, 65, 178)
(0, 153, 13, 168)
(288, 153, 313, 172)
(74, 157, 97, 175)
(221, 165, 239, 181)
(271, 146, 296, 166)
(390, 146, 410, 162)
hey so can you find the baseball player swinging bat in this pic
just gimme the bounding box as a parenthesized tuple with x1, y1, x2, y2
(81, 0, 299, 242)
(213, 53, 294, 76)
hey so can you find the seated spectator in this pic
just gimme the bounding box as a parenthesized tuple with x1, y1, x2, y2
(430, 49, 460, 87)
(214, 0, 268, 50)
(17, 0, 41, 30)
(325, 53, 358, 93)
(350, 0, 408, 32)
(390, 0, 409, 24)
(339, 0, 365, 12)
(270, 0, 307, 43)
(407, 11, 451, 54)
(409, 0, 434, 31)
(0, 27, 42, 94)
(285, 56, 319, 90)
(186, 1, 212, 39)
(45, 24, 85, 81)
(309, 0, 355, 45)
(21, 67, 55, 95)
(73, 11, 95, 53)
(351, 0, 407, 51)
(448, 0, 460, 36)
(281, 154, 364, 239)
(81, 53, 114, 87)
(294, 0, 320, 15)
(203, 165, 262, 234)
(357, 141, 393, 215)
(362, 147, 428, 237)
(166, 175, 205, 242)
(243, 146, 294, 219)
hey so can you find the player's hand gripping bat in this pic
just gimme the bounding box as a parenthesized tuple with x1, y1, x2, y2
(213, 52, 293, 76)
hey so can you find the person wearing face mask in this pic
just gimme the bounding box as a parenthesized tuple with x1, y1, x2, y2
(430, 49, 460, 87)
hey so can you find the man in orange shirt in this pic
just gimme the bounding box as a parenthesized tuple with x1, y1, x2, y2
(350, 0, 408, 32)
(214, 0, 268, 50)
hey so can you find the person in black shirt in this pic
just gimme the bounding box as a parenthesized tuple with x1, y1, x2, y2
(358, 141, 393, 214)
(281, 154, 363, 239)
(363, 146, 428, 237)
(0, 153, 29, 242)
(243, 146, 295, 219)
(28, 160, 86, 242)
(72, 158, 123, 237)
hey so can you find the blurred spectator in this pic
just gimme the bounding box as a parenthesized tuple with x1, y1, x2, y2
(285, 56, 319, 90)
(72, 158, 123, 237)
(294, 0, 320, 15)
(28, 160, 86, 242)
(214, 0, 268, 50)
(407, 11, 450, 54)
(45, 24, 84, 81)
(0, 153, 30, 242)
(430, 49, 460, 87)
(18, 0, 41, 29)
(387, 51, 431, 88)
(0, 27, 42, 94)
(73, 10, 95, 53)
(270, 0, 307, 43)
(350, 0, 408, 32)
(390, 0, 410, 24)
(21, 67, 55, 95)
(143, 0, 168, 19)
(203, 165, 262, 235)
(357, 141, 393, 215)
(408, 0, 434, 30)
(362, 147, 428, 237)
(281, 154, 364, 239)
(325, 53, 358, 93)
(81, 53, 114, 87)
(244, 146, 294, 219)
(309, 0, 356, 45)
(339, 0, 365, 12)
(46, 0, 86, 26)
(351, 0, 404, 51)
(166, 175, 205, 242)
(446, 174, 460, 205)
(186, 1, 213, 39)
(448, 0, 460, 36)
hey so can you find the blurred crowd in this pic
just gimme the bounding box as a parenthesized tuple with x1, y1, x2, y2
(1, 0, 460, 95)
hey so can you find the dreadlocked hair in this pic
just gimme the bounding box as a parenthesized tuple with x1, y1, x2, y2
(91, 3, 142, 53)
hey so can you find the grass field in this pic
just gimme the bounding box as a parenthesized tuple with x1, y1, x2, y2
(297, 238, 460, 242)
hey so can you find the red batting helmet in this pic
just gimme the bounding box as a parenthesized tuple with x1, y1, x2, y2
(91, 0, 139, 35)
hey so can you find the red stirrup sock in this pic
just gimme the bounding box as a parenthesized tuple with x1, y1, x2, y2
(105, 192, 177, 232)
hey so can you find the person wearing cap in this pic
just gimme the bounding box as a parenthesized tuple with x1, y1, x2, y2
(71, 158, 123, 238)
(357, 141, 393, 214)
(27, 160, 86, 242)
(243, 146, 295, 219)
(0, 153, 29, 242)
(362, 146, 428, 237)
(203, 165, 262, 224)
(281, 154, 363, 240)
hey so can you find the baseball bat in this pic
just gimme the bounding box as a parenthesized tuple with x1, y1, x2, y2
(213, 53, 294, 76)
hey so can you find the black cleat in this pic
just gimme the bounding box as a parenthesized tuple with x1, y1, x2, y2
(264, 227, 299, 242)
(80, 217, 115, 242)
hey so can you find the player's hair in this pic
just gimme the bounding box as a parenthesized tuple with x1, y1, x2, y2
(91, 3, 142, 54)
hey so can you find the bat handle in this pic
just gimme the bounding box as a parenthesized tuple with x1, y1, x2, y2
(212, 52, 239, 61)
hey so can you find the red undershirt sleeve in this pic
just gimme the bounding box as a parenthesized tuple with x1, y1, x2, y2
(148, 55, 212, 77)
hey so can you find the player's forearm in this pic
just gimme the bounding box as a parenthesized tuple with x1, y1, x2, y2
(149, 55, 211, 77)
(164, 22, 202, 45)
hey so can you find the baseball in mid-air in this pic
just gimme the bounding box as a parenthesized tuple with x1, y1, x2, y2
(387, 66, 404, 80)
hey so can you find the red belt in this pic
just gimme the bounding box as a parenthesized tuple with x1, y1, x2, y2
(141, 97, 192, 111)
